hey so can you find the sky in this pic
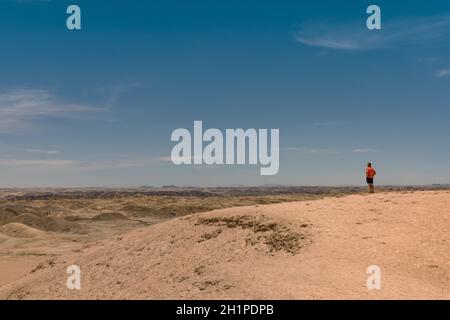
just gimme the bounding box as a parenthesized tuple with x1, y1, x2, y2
(1, 0, 450, 187)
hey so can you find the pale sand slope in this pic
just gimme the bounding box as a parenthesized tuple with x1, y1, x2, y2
(0, 191, 449, 299)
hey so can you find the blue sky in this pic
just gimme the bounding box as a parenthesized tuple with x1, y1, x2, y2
(1, 0, 450, 187)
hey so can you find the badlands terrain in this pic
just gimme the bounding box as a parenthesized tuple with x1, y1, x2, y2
(0, 186, 448, 299)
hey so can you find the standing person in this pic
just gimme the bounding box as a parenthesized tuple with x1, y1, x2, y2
(366, 163, 376, 193)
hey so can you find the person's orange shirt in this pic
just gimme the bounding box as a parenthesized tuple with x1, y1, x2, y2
(366, 167, 376, 178)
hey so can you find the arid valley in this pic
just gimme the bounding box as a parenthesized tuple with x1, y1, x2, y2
(0, 186, 448, 299)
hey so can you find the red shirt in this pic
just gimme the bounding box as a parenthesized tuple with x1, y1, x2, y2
(366, 167, 376, 178)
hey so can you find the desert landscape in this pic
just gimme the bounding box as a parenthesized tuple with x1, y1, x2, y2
(0, 186, 448, 299)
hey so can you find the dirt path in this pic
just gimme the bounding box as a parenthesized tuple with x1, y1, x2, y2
(0, 191, 449, 299)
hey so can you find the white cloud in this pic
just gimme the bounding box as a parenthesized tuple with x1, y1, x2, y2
(417, 57, 439, 63)
(105, 82, 141, 108)
(25, 149, 61, 155)
(436, 69, 450, 78)
(157, 156, 203, 162)
(303, 121, 349, 129)
(283, 147, 339, 155)
(352, 148, 380, 153)
(0, 157, 158, 171)
(77, 159, 155, 171)
(0, 88, 97, 131)
(296, 14, 450, 51)
(0, 159, 78, 167)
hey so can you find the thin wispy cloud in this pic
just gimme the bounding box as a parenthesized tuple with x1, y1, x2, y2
(0, 157, 158, 171)
(296, 14, 450, 51)
(25, 149, 60, 155)
(0, 89, 98, 131)
(105, 82, 141, 108)
(283, 147, 339, 155)
(417, 57, 439, 63)
(303, 121, 349, 129)
(158, 156, 203, 163)
(435, 69, 450, 78)
(0, 159, 78, 167)
(352, 148, 380, 153)
(78, 159, 157, 171)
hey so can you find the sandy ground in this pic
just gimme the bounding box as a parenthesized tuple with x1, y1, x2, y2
(0, 190, 449, 299)
(0, 191, 328, 288)
(0, 256, 47, 287)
